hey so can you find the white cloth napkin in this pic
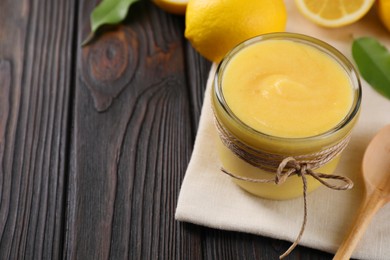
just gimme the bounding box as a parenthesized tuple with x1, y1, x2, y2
(175, 2, 390, 259)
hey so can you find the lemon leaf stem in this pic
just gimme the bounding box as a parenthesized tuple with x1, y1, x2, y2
(82, 0, 140, 47)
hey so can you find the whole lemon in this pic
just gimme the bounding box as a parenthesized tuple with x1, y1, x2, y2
(378, 0, 390, 32)
(185, 0, 287, 62)
(153, 0, 188, 15)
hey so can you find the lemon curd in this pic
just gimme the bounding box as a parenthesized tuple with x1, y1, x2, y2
(223, 40, 352, 138)
(212, 33, 361, 199)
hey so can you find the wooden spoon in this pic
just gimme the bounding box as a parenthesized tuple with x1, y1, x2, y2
(334, 125, 390, 260)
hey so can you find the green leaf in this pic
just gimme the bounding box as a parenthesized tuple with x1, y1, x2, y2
(82, 0, 140, 46)
(352, 37, 390, 100)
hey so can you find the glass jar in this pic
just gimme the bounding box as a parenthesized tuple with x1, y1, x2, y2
(212, 32, 361, 200)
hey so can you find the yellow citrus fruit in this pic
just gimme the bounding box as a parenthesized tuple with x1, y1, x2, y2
(378, 0, 390, 32)
(185, 0, 287, 62)
(153, 0, 188, 15)
(295, 0, 375, 27)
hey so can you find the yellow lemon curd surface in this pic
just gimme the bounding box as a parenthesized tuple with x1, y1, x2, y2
(213, 38, 359, 199)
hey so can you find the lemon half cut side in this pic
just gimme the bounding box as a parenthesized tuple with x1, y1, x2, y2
(295, 0, 376, 27)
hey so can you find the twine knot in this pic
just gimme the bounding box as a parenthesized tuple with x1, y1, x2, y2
(274, 157, 353, 190)
(214, 115, 354, 259)
(275, 157, 306, 184)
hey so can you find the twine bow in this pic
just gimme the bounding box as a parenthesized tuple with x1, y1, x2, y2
(222, 157, 353, 259)
(214, 116, 354, 259)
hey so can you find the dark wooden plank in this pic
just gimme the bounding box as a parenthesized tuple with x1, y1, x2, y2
(196, 226, 334, 259)
(0, 0, 75, 258)
(58, 0, 341, 259)
(0, 0, 346, 259)
(184, 42, 211, 133)
(65, 1, 202, 259)
(66, 0, 336, 259)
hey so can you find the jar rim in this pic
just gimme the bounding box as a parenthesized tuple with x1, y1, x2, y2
(214, 32, 362, 142)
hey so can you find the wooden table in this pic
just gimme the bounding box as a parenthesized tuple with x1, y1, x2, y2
(0, 1, 335, 259)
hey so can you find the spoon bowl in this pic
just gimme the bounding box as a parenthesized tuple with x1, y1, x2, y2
(334, 125, 390, 260)
(362, 125, 390, 196)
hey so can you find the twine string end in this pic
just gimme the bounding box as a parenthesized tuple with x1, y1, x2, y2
(214, 114, 354, 258)
(279, 167, 308, 259)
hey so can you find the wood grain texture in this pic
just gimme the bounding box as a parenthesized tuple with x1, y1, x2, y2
(66, 1, 335, 259)
(0, 0, 346, 259)
(183, 42, 211, 133)
(66, 1, 202, 259)
(0, 0, 74, 259)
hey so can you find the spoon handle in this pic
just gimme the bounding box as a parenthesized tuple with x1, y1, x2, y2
(333, 189, 386, 260)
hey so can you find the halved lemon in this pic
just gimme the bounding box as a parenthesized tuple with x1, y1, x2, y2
(295, 0, 375, 27)
(153, 0, 188, 15)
